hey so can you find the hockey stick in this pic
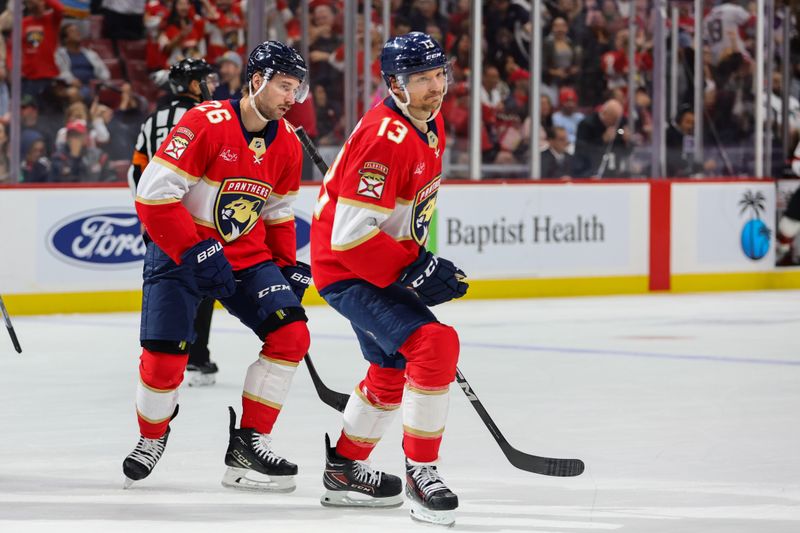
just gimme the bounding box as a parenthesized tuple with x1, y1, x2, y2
(293, 126, 585, 477)
(304, 352, 350, 412)
(0, 295, 22, 354)
(290, 127, 351, 411)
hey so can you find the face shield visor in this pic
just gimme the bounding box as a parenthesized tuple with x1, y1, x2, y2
(251, 67, 309, 104)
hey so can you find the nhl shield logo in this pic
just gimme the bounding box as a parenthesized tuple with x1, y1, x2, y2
(214, 178, 272, 242)
(411, 175, 441, 245)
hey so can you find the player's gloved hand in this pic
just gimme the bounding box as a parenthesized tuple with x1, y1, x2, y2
(181, 239, 236, 299)
(281, 261, 312, 302)
(398, 248, 468, 306)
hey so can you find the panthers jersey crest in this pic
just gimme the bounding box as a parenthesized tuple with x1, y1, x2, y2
(412, 175, 441, 245)
(214, 178, 272, 242)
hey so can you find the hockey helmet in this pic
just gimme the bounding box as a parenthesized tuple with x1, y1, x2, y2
(168, 57, 217, 98)
(246, 41, 309, 103)
(380, 32, 450, 90)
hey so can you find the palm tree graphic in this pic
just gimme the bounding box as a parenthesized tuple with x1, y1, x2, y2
(738, 190, 771, 260)
(739, 190, 766, 220)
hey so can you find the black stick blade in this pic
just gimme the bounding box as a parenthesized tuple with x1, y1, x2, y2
(304, 354, 349, 412)
(503, 444, 585, 477)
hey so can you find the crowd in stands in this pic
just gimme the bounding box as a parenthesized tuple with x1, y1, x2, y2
(0, 0, 798, 183)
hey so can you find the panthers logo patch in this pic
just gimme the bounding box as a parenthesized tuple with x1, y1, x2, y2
(411, 175, 441, 245)
(214, 178, 272, 242)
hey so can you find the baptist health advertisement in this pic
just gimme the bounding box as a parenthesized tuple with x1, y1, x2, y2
(0, 180, 788, 314)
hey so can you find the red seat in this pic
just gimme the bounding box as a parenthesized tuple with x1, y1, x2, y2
(103, 58, 123, 80)
(91, 38, 116, 60)
(97, 83, 122, 108)
(117, 39, 148, 63)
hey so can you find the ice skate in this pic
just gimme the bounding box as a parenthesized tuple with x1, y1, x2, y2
(122, 405, 179, 488)
(320, 433, 403, 508)
(221, 406, 297, 493)
(186, 361, 218, 387)
(405, 460, 458, 527)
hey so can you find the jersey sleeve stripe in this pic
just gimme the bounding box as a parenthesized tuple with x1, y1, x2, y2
(331, 227, 381, 251)
(151, 156, 202, 182)
(191, 216, 216, 228)
(135, 196, 181, 205)
(338, 196, 394, 214)
(264, 215, 295, 225)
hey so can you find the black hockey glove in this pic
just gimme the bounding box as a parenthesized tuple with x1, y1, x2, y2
(281, 261, 312, 302)
(181, 239, 236, 299)
(398, 248, 468, 306)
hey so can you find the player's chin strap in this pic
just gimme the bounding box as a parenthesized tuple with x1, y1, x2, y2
(389, 78, 447, 131)
(248, 78, 271, 124)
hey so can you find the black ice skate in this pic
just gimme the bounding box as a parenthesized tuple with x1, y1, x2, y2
(185, 361, 218, 387)
(221, 406, 297, 492)
(320, 433, 403, 508)
(405, 460, 459, 527)
(122, 405, 179, 489)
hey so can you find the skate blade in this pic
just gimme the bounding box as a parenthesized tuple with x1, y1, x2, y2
(408, 500, 456, 527)
(221, 467, 296, 493)
(321, 489, 403, 508)
(123, 477, 135, 490)
(186, 372, 216, 387)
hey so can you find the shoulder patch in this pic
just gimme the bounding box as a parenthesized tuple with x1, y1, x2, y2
(163, 135, 190, 161)
(357, 161, 388, 200)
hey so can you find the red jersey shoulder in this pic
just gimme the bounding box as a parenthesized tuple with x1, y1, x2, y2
(275, 118, 303, 158)
(156, 103, 222, 171)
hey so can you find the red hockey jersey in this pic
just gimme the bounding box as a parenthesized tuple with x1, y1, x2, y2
(311, 98, 446, 291)
(135, 99, 303, 270)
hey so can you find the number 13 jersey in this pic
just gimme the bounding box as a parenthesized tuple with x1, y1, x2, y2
(311, 97, 446, 291)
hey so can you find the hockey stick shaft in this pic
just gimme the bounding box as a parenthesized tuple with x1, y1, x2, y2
(303, 353, 350, 412)
(293, 128, 584, 477)
(0, 296, 22, 354)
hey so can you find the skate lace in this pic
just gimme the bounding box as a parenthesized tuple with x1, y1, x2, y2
(252, 433, 283, 465)
(353, 461, 382, 486)
(411, 465, 448, 498)
(129, 436, 166, 469)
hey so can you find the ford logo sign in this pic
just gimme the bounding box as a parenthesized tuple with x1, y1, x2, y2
(48, 210, 146, 267)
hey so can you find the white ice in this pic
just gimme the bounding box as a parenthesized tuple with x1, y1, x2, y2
(1, 290, 799, 533)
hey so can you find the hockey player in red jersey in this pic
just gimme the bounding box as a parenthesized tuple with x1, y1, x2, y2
(310, 32, 468, 526)
(123, 41, 312, 493)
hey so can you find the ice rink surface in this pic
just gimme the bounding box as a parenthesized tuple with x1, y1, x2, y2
(1, 290, 799, 533)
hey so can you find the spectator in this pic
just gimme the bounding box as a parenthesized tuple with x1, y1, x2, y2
(159, 0, 206, 66)
(552, 86, 584, 149)
(3, 0, 64, 98)
(541, 126, 573, 178)
(484, 0, 530, 70)
(540, 94, 554, 130)
(50, 120, 115, 182)
(481, 64, 509, 111)
(542, 17, 581, 93)
(577, 6, 612, 107)
(20, 94, 55, 153)
(572, 98, 632, 177)
(54, 100, 111, 151)
(308, 1, 343, 100)
(666, 107, 716, 177)
(313, 83, 342, 145)
(104, 83, 147, 160)
(204, 0, 245, 64)
(55, 23, 111, 102)
(0, 122, 9, 183)
(101, 0, 145, 40)
(409, 0, 447, 37)
(20, 129, 51, 182)
(213, 51, 243, 100)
